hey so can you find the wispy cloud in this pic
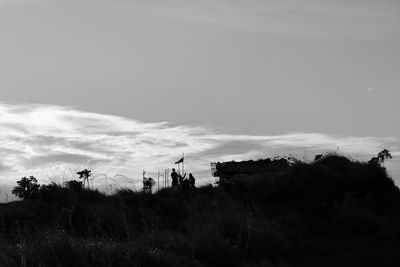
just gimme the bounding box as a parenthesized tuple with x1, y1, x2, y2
(0, 102, 398, 189)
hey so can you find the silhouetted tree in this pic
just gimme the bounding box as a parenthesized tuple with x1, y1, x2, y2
(76, 169, 92, 188)
(369, 149, 392, 165)
(378, 149, 392, 162)
(12, 176, 41, 199)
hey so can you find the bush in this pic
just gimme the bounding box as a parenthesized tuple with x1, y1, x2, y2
(11, 176, 41, 199)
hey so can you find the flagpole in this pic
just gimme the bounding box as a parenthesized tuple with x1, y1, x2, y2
(182, 152, 185, 175)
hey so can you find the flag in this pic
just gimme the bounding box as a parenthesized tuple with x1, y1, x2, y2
(175, 157, 184, 164)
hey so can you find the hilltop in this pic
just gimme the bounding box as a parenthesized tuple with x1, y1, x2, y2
(0, 154, 400, 266)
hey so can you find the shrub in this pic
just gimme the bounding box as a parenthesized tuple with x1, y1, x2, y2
(11, 176, 41, 199)
(65, 180, 84, 191)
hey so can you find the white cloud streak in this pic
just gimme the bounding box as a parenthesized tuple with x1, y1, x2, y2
(0, 102, 398, 190)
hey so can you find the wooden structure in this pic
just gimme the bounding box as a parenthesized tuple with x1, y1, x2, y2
(211, 158, 290, 185)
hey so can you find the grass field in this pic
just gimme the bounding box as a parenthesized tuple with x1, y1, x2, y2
(1, 155, 399, 266)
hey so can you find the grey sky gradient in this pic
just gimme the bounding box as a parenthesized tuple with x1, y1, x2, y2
(0, 0, 399, 192)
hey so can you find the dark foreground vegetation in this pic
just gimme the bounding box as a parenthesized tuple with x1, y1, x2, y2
(1, 154, 400, 266)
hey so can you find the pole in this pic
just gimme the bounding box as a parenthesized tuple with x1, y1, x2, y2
(182, 152, 185, 175)
(105, 175, 108, 195)
(158, 171, 160, 191)
(143, 169, 145, 187)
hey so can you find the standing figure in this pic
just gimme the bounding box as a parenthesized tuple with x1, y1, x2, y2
(143, 177, 155, 194)
(188, 173, 195, 188)
(178, 173, 186, 187)
(171, 168, 179, 188)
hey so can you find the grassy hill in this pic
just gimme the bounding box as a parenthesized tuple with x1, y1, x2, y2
(1, 155, 400, 266)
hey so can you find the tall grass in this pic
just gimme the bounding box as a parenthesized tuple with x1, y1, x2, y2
(0, 155, 399, 266)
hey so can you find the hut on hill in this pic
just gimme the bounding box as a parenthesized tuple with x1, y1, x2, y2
(211, 158, 290, 185)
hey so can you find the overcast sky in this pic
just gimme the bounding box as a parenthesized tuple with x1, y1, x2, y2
(0, 0, 399, 193)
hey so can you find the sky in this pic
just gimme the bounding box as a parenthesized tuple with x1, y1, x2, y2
(0, 0, 399, 196)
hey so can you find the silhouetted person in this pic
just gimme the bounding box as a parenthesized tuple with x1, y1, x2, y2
(182, 178, 190, 189)
(171, 168, 179, 188)
(188, 173, 195, 188)
(178, 173, 186, 187)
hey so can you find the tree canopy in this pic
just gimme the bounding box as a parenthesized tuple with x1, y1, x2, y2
(11, 176, 41, 199)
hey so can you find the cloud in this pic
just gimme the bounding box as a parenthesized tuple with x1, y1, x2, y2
(0, 102, 398, 189)
(0, 161, 12, 173)
(21, 153, 105, 169)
